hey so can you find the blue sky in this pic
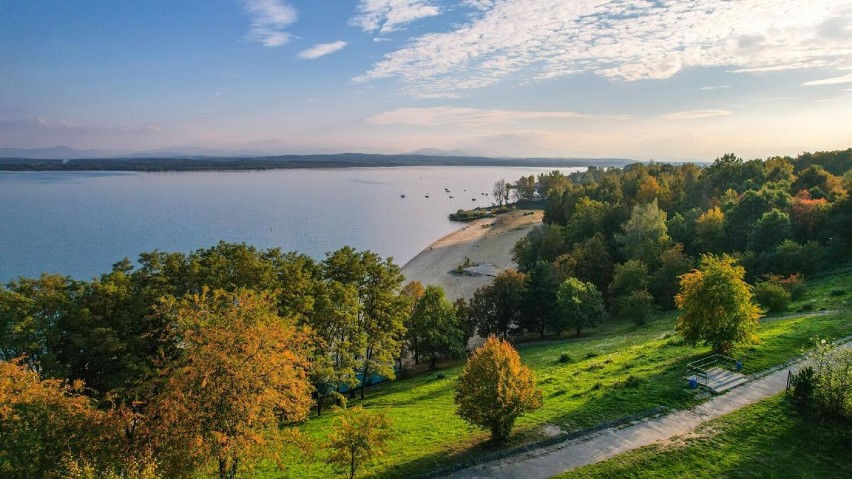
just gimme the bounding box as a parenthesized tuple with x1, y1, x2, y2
(1, 0, 851, 160)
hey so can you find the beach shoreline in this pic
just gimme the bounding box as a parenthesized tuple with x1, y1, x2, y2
(401, 209, 542, 300)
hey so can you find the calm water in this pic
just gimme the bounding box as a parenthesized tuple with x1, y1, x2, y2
(0, 166, 582, 281)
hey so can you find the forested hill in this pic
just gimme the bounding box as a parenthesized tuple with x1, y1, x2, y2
(0, 153, 633, 172)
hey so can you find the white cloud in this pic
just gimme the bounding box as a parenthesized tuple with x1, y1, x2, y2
(298, 41, 348, 59)
(242, 0, 297, 47)
(802, 74, 852, 86)
(358, 0, 852, 97)
(701, 85, 732, 91)
(351, 0, 441, 34)
(367, 106, 630, 127)
(662, 110, 733, 120)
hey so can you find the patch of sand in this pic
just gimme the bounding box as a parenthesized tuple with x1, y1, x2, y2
(401, 210, 542, 300)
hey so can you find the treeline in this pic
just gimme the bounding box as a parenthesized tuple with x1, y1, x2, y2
(498, 149, 852, 337)
(0, 243, 472, 478)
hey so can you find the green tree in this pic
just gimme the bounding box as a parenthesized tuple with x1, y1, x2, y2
(454, 336, 542, 442)
(326, 406, 393, 479)
(570, 233, 614, 294)
(694, 207, 725, 253)
(748, 209, 792, 254)
(410, 286, 466, 370)
(608, 260, 649, 302)
(513, 175, 536, 202)
(675, 254, 763, 353)
(615, 200, 670, 267)
(520, 261, 560, 338)
(618, 290, 655, 326)
(470, 270, 527, 338)
(650, 244, 694, 309)
(323, 248, 407, 399)
(555, 278, 606, 337)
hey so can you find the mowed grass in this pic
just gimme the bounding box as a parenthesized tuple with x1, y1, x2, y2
(560, 394, 852, 479)
(261, 266, 852, 479)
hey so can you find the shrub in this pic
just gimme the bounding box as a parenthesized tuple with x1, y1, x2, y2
(830, 289, 847, 297)
(754, 281, 792, 313)
(435, 372, 446, 380)
(762, 273, 806, 300)
(585, 352, 599, 359)
(803, 339, 852, 420)
(558, 353, 573, 364)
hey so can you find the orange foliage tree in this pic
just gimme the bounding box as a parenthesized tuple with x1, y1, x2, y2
(0, 359, 117, 479)
(141, 288, 314, 479)
(454, 336, 542, 441)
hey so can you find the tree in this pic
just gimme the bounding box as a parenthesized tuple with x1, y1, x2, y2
(608, 260, 649, 302)
(675, 254, 763, 353)
(0, 359, 117, 479)
(554, 278, 606, 337)
(570, 233, 614, 294)
(400, 281, 426, 365)
(453, 297, 476, 346)
(511, 224, 568, 272)
(323, 248, 407, 400)
(650, 244, 694, 309)
(748, 209, 791, 254)
(694, 207, 725, 253)
(520, 261, 560, 338)
(454, 336, 542, 442)
(513, 175, 536, 202)
(306, 280, 361, 415)
(615, 200, 670, 267)
(410, 286, 466, 370)
(327, 406, 393, 479)
(469, 270, 527, 338)
(143, 289, 314, 479)
(618, 290, 655, 326)
(493, 179, 509, 206)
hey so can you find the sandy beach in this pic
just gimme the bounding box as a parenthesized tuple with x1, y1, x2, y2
(401, 209, 543, 300)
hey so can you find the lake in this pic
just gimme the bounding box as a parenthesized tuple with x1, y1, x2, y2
(0, 166, 582, 281)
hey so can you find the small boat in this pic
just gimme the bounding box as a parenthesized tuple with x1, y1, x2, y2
(449, 195, 454, 199)
(400, 192, 406, 198)
(425, 192, 430, 198)
(471, 198, 477, 201)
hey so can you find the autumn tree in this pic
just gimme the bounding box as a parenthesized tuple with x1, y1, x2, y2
(454, 336, 542, 442)
(469, 270, 527, 338)
(0, 360, 116, 479)
(675, 254, 763, 353)
(143, 289, 314, 479)
(555, 278, 606, 336)
(694, 207, 726, 253)
(327, 406, 393, 479)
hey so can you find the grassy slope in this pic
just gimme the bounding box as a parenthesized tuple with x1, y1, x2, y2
(559, 394, 852, 479)
(264, 266, 852, 479)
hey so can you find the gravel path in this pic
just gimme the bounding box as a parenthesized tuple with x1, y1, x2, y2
(448, 341, 850, 479)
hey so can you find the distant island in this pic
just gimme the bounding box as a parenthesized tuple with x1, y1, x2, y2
(0, 152, 634, 172)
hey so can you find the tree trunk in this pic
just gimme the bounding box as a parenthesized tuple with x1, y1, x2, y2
(576, 324, 581, 337)
(414, 346, 419, 365)
(316, 393, 323, 416)
(360, 364, 370, 400)
(430, 353, 437, 371)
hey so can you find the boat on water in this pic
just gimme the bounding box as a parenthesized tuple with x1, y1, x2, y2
(400, 192, 406, 198)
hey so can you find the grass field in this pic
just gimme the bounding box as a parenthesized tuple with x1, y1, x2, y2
(559, 394, 852, 478)
(263, 266, 852, 478)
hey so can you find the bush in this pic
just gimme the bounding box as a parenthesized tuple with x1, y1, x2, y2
(435, 372, 446, 380)
(558, 353, 573, 364)
(762, 273, 806, 300)
(754, 281, 792, 313)
(805, 339, 852, 420)
(830, 289, 847, 297)
(790, 366, 816, 411)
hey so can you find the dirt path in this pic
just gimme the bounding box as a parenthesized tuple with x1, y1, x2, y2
(447, 341, 851, 479)
(401, 210, 542, 301)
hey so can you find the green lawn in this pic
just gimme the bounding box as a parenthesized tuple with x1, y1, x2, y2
(262, 266, 852, 479)
(559, 394, 852, 478)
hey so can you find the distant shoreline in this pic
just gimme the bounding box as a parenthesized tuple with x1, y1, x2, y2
(0, 154, 633, 172)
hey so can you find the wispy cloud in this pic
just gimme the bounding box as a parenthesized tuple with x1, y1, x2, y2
(242, 0, 297, 47)
(298, 41, 347, 59)
(351, 0, 442, 34)
(662, 110, 733, 120)
(802, 74, 852, 86)
(358, 0, 852, 97)
(367, 107, 630, 127)
(701, 85, 732, 91)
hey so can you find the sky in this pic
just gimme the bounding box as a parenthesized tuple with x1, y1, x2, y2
(1, 0, 851, 161)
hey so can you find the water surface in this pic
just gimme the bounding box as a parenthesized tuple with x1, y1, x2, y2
(0, 166, 581, 281)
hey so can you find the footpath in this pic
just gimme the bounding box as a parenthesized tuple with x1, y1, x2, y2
(447, 341, 851, 479)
